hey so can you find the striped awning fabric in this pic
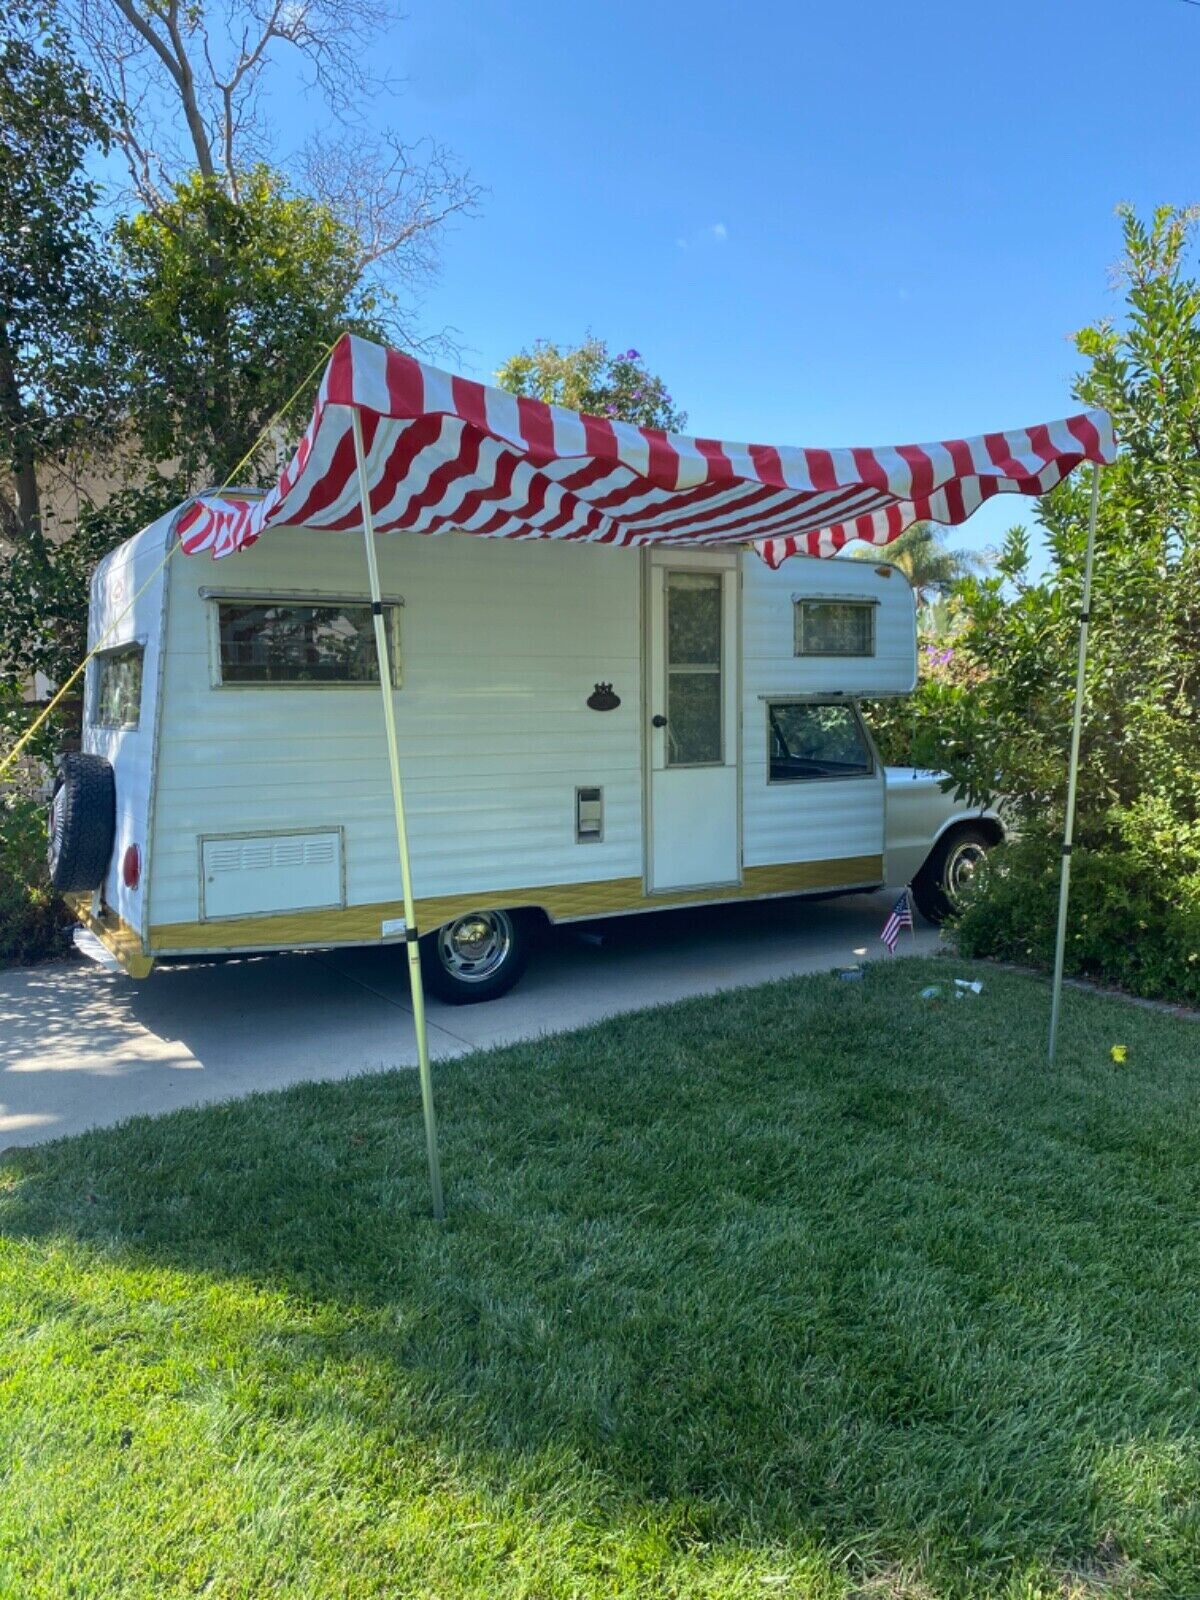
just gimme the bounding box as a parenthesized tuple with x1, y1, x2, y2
(177, 333, 1116, 566)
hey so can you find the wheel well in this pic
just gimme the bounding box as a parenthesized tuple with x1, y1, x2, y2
(919, 816, 1004, 879)
(966, 816, 1005, 848)
(937, 815, 1003, 850)
(425, 904, 551, 937)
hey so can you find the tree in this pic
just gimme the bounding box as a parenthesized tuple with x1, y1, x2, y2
(496, 338, 687, 431)
(0, 165, 399, 742)
(0, 0, 114, 555)
(112, 166, 386, 488)
(67, 0, 479, 349)
(2, 0, 476, 958)
(0, 158, 393, 743)
(906, 205, 1200, 1002)
(849, 521, 979, 609)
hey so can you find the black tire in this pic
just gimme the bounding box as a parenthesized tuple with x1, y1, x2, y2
(911, 824, 994, 925)
(47, 752, 116, 893)
(420, 908, 530, 1004)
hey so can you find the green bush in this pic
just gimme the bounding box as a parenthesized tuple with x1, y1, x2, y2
(900, 208, 1200, 1007)
(861, 696, 915, 766)
(955, 833, 1200, 1005)
(0, 790, 71, 964)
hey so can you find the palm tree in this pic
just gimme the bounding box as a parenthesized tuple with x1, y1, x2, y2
(847, 521, 978, 608)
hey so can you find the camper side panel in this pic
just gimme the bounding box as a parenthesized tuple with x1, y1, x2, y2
(739, 557, 907, 879)
(81, 515, 173, 939)
(746, 555, 917, 698)
(149, 530, 644, 939)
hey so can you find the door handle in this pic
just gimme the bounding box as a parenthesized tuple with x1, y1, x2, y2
(651, 714, 668, 728)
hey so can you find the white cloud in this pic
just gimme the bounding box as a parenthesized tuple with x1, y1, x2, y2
(676, 222, 729, 250)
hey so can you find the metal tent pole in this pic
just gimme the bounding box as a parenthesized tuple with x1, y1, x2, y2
(1048, 463, 1102, 1066)
(351, 407, 445, 1219)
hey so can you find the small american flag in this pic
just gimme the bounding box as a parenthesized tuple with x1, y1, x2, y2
(880, 889, 914, 953)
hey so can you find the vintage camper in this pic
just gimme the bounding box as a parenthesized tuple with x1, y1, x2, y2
(52, 504, 999, 1000)
(48, 335, 1114, 1004)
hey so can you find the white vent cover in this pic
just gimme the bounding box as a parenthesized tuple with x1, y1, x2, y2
(201, 830, 342, 920)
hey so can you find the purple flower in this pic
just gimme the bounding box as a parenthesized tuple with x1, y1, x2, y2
(625, 348, 641, 360)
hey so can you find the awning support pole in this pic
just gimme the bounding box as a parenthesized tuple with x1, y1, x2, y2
(351, 407, 445, 1219)
(1048, 463, 1102, 1066)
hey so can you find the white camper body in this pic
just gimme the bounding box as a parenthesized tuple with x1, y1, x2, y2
(73, 507, 938, 979)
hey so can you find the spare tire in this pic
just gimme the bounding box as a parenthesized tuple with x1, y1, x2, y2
(47, 752, 116, 893)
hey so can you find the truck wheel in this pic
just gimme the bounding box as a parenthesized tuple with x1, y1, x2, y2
(911, 825, 992, 925)
(420, 909, 530, 1004)
(47, 753, 116, 893)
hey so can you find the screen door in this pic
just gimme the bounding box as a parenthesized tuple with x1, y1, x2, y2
(646, 553, 740, 891)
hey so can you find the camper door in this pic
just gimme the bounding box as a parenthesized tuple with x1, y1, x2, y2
(646, 550, 740, 892)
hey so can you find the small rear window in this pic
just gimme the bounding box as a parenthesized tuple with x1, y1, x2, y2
(94, 645, 143, 730)
(794, 599, 875, 657)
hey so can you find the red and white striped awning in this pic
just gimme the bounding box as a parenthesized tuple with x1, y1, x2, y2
(177, 333, 1116, 566)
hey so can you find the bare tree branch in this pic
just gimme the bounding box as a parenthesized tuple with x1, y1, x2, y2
(303, 131, 482, 273)
(106, 0, 183, 88)
(101, 0, 215, 176)
(64, 0, 480, 342)
(159, 0, 216, 176)
(106, 41, 166, 206)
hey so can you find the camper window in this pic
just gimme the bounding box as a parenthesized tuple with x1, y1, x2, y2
(794, 599, 875, 657)
(94, 645, 144, 729)
(767, 701, 873, 783)
(665, 570, 724, 766)
(214, 599, 399, 686)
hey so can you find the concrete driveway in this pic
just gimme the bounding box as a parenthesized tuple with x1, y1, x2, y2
(1, 891, 940, 1147)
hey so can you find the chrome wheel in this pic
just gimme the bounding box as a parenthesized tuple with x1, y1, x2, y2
(436, 910, 515, 984)
(944, 838, 987, 907)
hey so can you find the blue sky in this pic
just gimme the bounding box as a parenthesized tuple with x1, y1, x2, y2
(290, 0, 1198, 562)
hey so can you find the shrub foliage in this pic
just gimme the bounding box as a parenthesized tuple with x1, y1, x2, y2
(0, 783, 70, 964)
(910, 207, 1200, 1002)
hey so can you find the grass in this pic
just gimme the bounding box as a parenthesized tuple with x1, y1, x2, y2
(3, 956, 1200, 1598)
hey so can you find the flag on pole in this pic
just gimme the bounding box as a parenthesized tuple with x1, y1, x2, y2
(880, 889, 914, 954)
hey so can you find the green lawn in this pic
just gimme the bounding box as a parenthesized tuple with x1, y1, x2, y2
(3, 958, 1200, 1599)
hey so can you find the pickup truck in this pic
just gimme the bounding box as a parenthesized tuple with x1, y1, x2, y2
(884, 766, 1004, 922)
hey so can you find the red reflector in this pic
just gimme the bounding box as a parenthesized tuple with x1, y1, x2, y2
(122, 845, 141, 890)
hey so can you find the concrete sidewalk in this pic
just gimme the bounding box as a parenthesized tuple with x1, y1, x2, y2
(1, 890, 940, 1147)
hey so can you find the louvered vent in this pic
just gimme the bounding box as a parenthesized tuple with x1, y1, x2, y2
(201, 830, 343, 921)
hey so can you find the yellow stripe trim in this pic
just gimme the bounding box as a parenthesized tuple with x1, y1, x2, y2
(65, 894, 155, 979)
(147, 855, 883, 955)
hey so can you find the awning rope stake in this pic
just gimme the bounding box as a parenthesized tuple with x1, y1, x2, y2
(1048, 463, 1104, 1065)
(350, 405, 445, 1221)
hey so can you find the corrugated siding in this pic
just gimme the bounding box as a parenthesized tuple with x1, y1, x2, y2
(740, 557, 896, 872)
(147, 535, 909, 931)
(742, 554, 916, 699)
(150, 530, 644, 926)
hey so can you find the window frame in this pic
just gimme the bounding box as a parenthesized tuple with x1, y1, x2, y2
(91, 641, 146, 731)
(764, 696, 877, 786)
(203, 589, 403, 690)
(793, 597, 877, 658)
